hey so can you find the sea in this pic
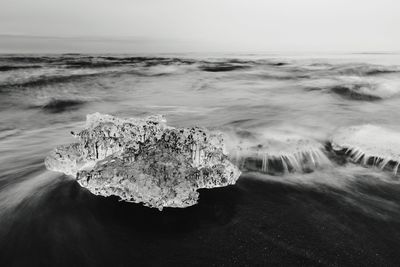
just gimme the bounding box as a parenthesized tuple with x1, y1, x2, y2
(1, 53, 400, 266)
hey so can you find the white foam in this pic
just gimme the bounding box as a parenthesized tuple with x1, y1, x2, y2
(372, 80, 400, 98)
(331, 125, 400, 174)
(336, 76, 400, 99)
(225, 130, 331, 174)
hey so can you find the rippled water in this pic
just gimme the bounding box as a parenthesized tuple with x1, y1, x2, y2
(1, 53, 400, 266)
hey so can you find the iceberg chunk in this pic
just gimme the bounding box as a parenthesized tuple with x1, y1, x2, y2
(331, 125, 400, 174)
(45, 113, 241, 210)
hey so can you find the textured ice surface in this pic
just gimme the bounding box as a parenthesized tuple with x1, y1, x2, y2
(45, 113, 167, 176)
(331, 125, 400, 174)
(45, 113, 241, 210)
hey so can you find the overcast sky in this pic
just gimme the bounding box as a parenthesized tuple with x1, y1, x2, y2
(0, 0, 399, 53)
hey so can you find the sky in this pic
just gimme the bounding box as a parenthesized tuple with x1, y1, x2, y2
(0, 0, 399, 53)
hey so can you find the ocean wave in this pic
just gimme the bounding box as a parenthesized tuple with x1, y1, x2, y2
(0, 72, 107, 90)
(197, 59, 288, 72)
(0, 55, 197, 70)
(0, 56, 58, 64)
(40, 98, 87, 113)
(305, 77, 400, 100)
(0, 65, 42, 72)
(0, 57, 202, 89)
(256, 72, 309, 80)
(100, 56, 195, 66)
(331, 125, 400, 175)
(225, 129, 331, 175)
(130, 64, 192, 77)
(2, 56, 398, 77)
(294, 62, 400, 79)
(61, 56, 193, 69)
(199, 62, 251, 72)
(329, 84, 382, 101)
(332, 63, 400, 76)
(63, 60, 123, 69)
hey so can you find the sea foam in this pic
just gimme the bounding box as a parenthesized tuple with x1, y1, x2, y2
(331, 125, 400, 174)
(225, 130, 331, 174)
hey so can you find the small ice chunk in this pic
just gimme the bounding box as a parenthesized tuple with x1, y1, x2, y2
(331, 125, 400, 174)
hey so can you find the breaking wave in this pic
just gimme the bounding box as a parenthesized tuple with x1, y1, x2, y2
(331, 125, 400, 175)
(305, 78, 400, 100)
(40, 99, 87, 113)
(329, 84, 383, 101)
(224, 129, 332, 175)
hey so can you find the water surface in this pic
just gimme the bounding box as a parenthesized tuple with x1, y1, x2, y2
(1, 53, 400, 266)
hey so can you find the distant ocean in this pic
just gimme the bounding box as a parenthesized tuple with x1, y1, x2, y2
(1, 53, 400, 266)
